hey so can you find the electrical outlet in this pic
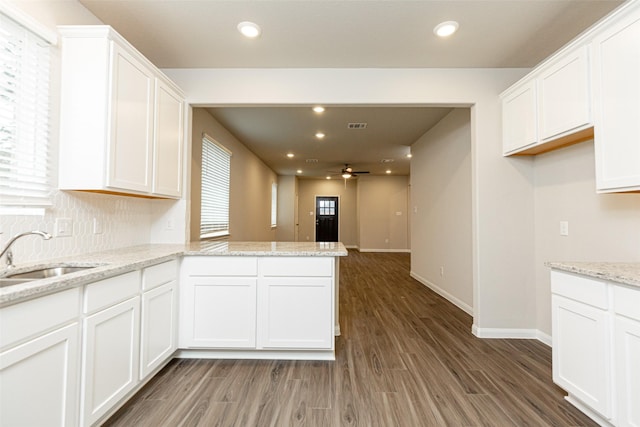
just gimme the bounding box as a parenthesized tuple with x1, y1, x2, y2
(93, 218, 103, 234)
(55, 218, 73, 237)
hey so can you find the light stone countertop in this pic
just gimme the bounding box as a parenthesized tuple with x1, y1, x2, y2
(547, 261, 640, 289)
(0, 241, 348, 307)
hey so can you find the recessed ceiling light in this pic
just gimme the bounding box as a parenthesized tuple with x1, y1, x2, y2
(434, 21, 459, 37)
(313, 106, 325, 113)
(406, 153, 413, 158)
(296, 169, 303, 174)
(315, 132, 325, 139)
(237, 21, 261, 38)
(386, 170, 392, 174)
(287, 153, 294, 158)
(326, 176, 331, 180)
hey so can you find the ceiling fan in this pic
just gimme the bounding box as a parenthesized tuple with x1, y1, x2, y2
(331, 164, 370, 179)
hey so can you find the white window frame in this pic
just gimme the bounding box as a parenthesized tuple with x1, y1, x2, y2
(200, 134, 231, 239)
(271, 181, 277, 228)
(0, 5, 57, 213)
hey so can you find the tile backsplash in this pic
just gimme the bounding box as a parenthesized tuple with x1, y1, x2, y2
(1, 190, 158, 266)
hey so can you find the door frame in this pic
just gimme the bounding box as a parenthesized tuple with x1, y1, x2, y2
(314, 195, 340, 242)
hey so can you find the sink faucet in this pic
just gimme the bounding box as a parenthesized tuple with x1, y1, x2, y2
(0, 231, 52, 269)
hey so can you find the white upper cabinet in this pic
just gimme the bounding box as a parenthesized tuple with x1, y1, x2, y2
(591, 3, 640, 193)
(502, 44, 593, 156)
(538, 46, 591, 142)
(152, 79, 184, 197)
(502, 80, 537, 154)
(58, 26, 184, 199)
(108, 42, 155, 193)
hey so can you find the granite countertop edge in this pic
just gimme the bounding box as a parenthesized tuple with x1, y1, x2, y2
(546, 261, 640, 289)
(1, 242, 348, 307)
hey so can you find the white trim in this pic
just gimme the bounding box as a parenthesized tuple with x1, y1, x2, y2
(565, 395, 614, 427)
(536, 330, 552, 347)
(344, 245, 359, 250)
(472, 325, 548, 342)
(0, 1, 57, 44)
(176, 349, 335, 361)
(359, 248, 410, 253)
(410, 271, 473, 315)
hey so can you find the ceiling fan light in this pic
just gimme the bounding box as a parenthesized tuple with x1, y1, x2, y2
(237, 21, 261, 38)
(342, 172, 352, 179)
(434, 21, 459, 37)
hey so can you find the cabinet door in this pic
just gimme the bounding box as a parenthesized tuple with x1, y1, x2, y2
(152, 79, 184, 198)
(182, 277, 257, 348)
(81, 297, 141, 426)
(140, 281, 177, 379)
(615, 315, 640, 427)
(551, 295, 612, 418)
(502, 79, 537, 154)
(107, 42, 155, 193)
(260, 277, 333, 349)
(0, 323, 80, 427)
(539, 46, 591, 141)
(592, 9, 640, 192)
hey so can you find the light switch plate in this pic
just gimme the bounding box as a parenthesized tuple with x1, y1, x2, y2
(560, 221, 569, 236)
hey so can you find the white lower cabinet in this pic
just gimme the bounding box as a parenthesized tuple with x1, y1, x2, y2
(551, 270, 640, 426)
(180, 256, 336, 355)
(613, 285, 640, 427)
(81, 296, 141, 426)
(0, 288, 81, 427)
(260, 277, 333, 349)
(1, 323, 80, 426)
(140, 260, 178, 379)
(552, 293, 611, 417)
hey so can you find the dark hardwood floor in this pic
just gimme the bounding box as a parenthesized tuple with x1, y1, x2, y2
(104, 250, 597, 426)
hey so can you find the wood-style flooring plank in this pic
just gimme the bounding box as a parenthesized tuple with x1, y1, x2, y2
(104, 250, 598, 427)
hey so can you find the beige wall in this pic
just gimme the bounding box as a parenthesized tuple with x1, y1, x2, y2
(166, 67, 530, 334)
(297, 179, 358, 246)
(190, 108, 278, 242)
(357, 175, 409, 251)
(410, 109, 473, 312)
(534, 141, 640, 337)
(275, 175, 297, 241)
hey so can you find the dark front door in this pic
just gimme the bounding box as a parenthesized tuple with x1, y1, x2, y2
(315, 197, 338, 242)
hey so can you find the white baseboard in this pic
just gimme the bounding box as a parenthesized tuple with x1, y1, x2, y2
(344, 245, 359, 250)
(410, 271, 473, 316)
(359, 248, 411, 253)
(472, 325, 552, 346)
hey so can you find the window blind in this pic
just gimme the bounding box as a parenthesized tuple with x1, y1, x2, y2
(271, 182, 277, 227)
(200, 135, 231, 238)
(0, 13, 53, 207)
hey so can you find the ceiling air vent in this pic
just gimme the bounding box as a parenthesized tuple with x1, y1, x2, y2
(347, 123, 367, 129)
(305, 159, 319, 163)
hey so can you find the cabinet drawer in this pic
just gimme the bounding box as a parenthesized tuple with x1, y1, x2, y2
(261, 257, 333, 277)
(183, 256, 257, 276)
(551, 270, 608, 309)
(613, 284, 640, 321)
(142, 259, 178, 291)
(0, 288, 81, 350)
(84, 270, 140, 314)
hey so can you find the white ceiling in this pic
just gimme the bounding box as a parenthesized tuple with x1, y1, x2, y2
(79, 0, 623, 177)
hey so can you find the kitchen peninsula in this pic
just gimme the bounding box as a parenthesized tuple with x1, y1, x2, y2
(0, 241, 347, 426)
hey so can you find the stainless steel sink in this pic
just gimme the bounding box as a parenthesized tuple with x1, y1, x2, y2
(6, 265, 96, 280)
